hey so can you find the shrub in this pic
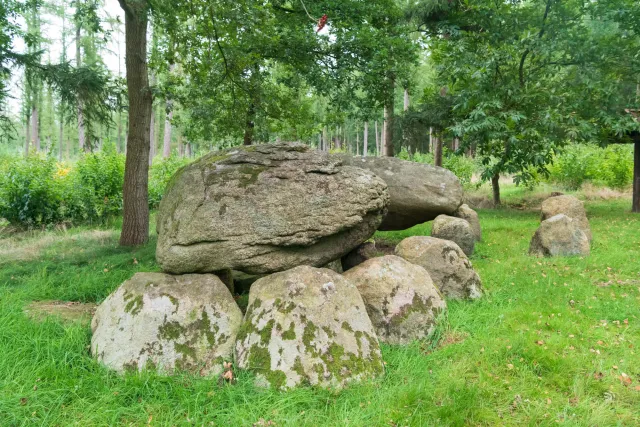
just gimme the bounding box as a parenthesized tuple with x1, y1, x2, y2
(148, 155, 191, 209)
(548, 144, 633, 190)
(62, 144, 125, 222)
(0, 155, 64, 227)
(397, 147, 477, 186)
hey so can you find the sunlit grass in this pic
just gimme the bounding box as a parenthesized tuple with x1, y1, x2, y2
(0, 194, 638, 425)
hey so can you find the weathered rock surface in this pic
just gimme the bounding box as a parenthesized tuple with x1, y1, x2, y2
(339, 155, 463, 230)
(395, 236, 483, 300)
(91, 273, 243, 376)
(234, 266, 384, 390)
(341, 241, 378, 271)
(342, 256, 446, 344)
(529, 214, 590, 257)
(541, 195, 591, 241)
(157, 143, 389, 275)
(431, 215, 476, 256)
(454, 204, 481, 241)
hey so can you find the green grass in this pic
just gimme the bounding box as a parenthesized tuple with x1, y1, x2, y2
(1, 196, 639, 426)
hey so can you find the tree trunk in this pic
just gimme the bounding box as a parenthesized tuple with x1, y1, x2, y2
(58, 115, 64, 161)
(117, 112, 123, 153)
(363, 122, 369, 157)
(383, 105, 394, 157)
(31, 106, 39, 151)
(149, 103, 155, 165)
(492, 173, 501, 206)
(434, 136, 443, 167)
(404, 88, 410, 112)
(356, 130, 360, 156)
(383, 78, 395, 157)
(185, 142, 191, 158)
(119, 0, 152, 247)
(633, 139, 640, 213)
(177, 132, 183, 157)
(76, 23, 86, 152)
(25, 114, 30, 156)
(322, 127, 328, 152)
(163, 102, 173, 157)
(243, 102, 256, 146)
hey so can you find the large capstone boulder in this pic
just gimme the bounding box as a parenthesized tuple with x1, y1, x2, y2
(91, 273, 242, 376)
(529, 214, 590, 257)
(431, 215, 476, 256)
(157, 143, 389, 275)
(234, 266, 384, 390)
(454, 204, 481, 241)
(541, 195, 591, 241)
(395, 236, 483, 300)
(338, 156, 463, 231)
(342, 256, 446, 344)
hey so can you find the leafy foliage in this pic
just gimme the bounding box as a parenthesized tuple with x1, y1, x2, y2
(148, 155, 190, 209)
(548, 144, 634, 190)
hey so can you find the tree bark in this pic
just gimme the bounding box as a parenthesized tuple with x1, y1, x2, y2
(76, 23, 86, 152)
(356, 129, 360, 156)
(119, 0, 152, 246)
(492, 173, 501, 206)
(243, 102, 256, 146)
(163, 102, 173, 157)
(177, 132, 183, 157)
(434, 136, 443, 167)
(149, 103, 155, 165)
(633, 139, 640, 213)
(383, 105, 394, 157)
(363, 122, 369, 157)
(374, 121, 379, 156)
(31, 106, 39, 151)
(25, 113, 30, 157)
(404, 88, 410, 112)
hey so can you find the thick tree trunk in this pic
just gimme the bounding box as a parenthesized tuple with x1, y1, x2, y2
(119, 0, 152, 246)
(492, 173, 501, 206)
(363, 122, 369, 157)
(633, 139, 640, 213)
(434, 136, 443, 167)
(243, 102, 256, 146)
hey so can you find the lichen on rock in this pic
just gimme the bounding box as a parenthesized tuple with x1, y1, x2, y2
(91, 273, 243, 376)
(343, 255, 447, 344)
(156, 143, 390, 275)
(234, 266, 384, 389)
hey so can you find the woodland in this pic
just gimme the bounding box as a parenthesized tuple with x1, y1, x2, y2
(1, 0, 640, 425)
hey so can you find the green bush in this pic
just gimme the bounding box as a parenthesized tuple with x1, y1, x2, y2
(397, 147, 477, 186)
(149, 156, 191, 209)
(548, 144, 633, 190)
(0, 155, 64, 227)
(63, 144, 125, 222)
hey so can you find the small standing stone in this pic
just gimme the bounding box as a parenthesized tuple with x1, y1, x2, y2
(343, 256, 447, 345)
(529, 214, 590, 257)
(454, 204, 482, 241)
(431, 215, 476, 256)
(541, 195, 591, 241)
(395, 236, 483, 300)
(234, 266, 384, 390)
(91, 273, 243, 376)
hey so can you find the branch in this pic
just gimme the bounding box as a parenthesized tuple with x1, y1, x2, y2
(519, 0, 553, 88)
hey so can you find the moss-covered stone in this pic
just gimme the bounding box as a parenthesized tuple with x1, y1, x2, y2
(234, 266, 384, 390)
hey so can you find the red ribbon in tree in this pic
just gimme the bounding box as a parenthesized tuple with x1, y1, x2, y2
(317, 14, 328, 33)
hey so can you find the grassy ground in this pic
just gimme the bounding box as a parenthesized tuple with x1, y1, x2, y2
(0, 190, 639, 426)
